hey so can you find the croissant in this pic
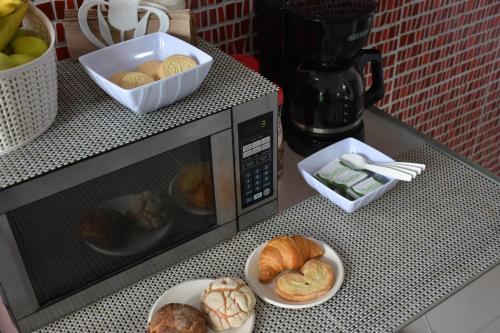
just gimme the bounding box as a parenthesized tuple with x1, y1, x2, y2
(258, 235, 324, 283)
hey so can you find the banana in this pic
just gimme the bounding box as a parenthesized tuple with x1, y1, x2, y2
(0, 0, 27, 51)
(0, 0, 23, 17)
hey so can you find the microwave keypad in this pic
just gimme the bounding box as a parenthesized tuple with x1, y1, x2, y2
(238, 113, 274, 209)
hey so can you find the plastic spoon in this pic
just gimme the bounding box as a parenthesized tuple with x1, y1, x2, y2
(340, 154, 413, 181)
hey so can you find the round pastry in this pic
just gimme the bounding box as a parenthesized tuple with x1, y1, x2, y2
(187, 177, 214, 210)
(120, 71, 155, 89)
(201, 277, 256, 331)
(158, 54, 198, 79)
(275, 258, 335, 302)
(177, 163, 214, 210)
(177, 163, 211, 193)
(148, 303, 207, 333)
(78, 208, 132, 249)
(137, 60, 162, 80)
(109, 71, 128, 86)
(128, 191, 173, 230)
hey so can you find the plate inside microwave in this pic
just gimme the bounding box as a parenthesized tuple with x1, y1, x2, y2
(84, 194, 174, 257)
(168, 164, 216, 216)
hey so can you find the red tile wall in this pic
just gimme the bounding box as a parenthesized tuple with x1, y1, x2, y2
(36, 0, 499, 174)
(367, 0, 500, 175)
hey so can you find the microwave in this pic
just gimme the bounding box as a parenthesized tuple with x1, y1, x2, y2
(0, 55, 278, 332)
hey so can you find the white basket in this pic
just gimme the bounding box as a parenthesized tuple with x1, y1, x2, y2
(0, 1, 57, 155)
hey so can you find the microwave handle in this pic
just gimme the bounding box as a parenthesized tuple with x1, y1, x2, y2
(211, 130, 237, 225)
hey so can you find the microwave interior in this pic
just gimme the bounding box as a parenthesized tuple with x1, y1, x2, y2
(6, 137, 218, 307)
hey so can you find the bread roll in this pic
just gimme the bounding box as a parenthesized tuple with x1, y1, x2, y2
(148, 303, 207, 333)
(177, 163, 214, 210)
(128, 191, 172, 230)
(201, 277, 255, 331)
(79, 208, 132, 248)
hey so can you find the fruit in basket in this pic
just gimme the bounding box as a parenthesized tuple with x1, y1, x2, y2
(0, 0, 28, 51)
(0, 52, 15, 70)
(9, 53, 34, 66)
(10, 27, 25, 40)
(0, 0, 23, 17)
(12, 36, 48, 57)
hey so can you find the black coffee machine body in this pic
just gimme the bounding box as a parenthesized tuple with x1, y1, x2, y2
(256, 0, 385, 156)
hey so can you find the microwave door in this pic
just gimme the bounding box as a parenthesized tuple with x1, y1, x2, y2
(0, 110, 238, 331)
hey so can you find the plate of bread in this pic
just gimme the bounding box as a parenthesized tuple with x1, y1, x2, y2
(169, 162, 215, 216)
(79, 191, 175, 256)
(244, 235, 344, 308)
(148, 278, 255, 333)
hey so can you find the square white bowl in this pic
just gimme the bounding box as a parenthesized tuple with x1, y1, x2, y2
(297, 137, 398, 213)
(79, 32, 213, 114)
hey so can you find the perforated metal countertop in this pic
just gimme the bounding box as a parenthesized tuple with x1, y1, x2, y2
(0, 40, 278, 190)
(35, 144, 500, 333)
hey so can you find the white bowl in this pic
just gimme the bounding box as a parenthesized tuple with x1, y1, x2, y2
(297, 137, 398, 213)
(79, 32, 213, 114)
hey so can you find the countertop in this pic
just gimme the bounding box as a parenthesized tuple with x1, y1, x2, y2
(278, 108, 500, 333)
(26, 108, 499, 333)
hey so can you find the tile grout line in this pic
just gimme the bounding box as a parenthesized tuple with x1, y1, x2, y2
(474, 310, 500, 333)
(423, 315, 435, 333)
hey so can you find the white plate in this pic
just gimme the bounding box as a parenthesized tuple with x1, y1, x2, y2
(168, 164, 215, 216)
(244, 238, 344, 309)
(148, 279, 255, 333)
(85, 194, 173, 256)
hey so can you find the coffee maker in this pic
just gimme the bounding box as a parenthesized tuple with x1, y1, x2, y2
(256, 0, 385, 156)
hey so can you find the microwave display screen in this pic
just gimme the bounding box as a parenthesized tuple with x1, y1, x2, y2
(7, 138, 217, 306)
(238, 112, 274, 208)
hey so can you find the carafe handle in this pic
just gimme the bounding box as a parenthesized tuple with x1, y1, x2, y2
(354, 49, 385, 108)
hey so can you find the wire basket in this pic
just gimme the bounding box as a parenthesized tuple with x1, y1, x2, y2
(0, 1, 57, 155)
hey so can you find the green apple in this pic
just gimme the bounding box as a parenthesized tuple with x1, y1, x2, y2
(9, 53, 35, 66)
(0, 52, 16, 71)
(12, 36, 48, 58)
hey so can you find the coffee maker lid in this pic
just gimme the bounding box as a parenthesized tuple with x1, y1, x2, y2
(286, 0, 376, 21)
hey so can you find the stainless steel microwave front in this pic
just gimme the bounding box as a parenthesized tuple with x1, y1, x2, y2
(0, 109, 243, 332)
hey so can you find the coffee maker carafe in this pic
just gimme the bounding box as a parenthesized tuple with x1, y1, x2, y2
(256, 0, 385, 156)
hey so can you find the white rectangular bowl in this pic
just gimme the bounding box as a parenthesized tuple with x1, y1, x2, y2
(297, 137, 398, 213)
(79, 32, 213, 114)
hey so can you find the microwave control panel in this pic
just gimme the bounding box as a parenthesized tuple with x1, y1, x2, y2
(238, 112, 274, 209)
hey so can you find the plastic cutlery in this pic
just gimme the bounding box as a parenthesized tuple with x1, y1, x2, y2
(376, 161, 425, 171)
(340, 154, 414, 181)
(383, 165, 417, 178)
